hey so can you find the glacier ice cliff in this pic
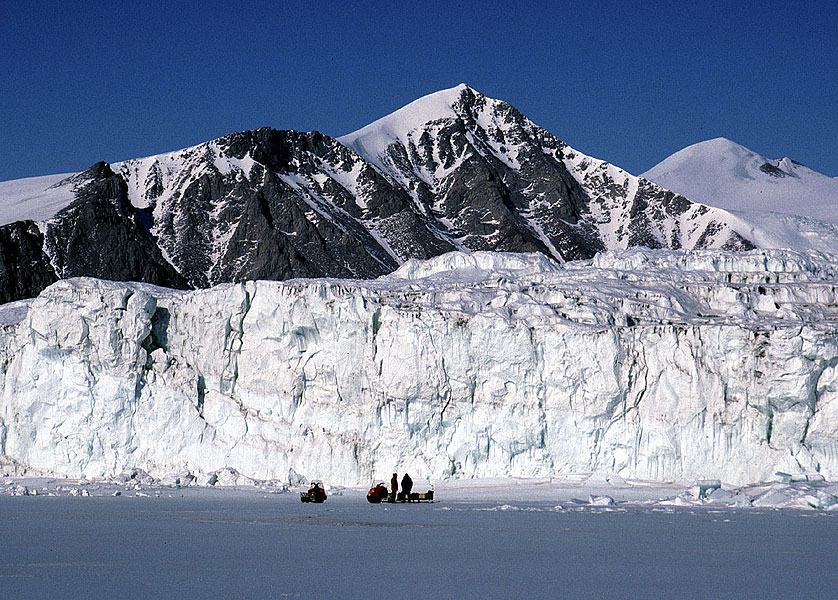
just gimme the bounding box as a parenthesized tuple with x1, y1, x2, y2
(1, 249, 837, 487)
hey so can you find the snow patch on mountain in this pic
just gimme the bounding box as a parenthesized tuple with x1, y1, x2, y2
(0, 172, 78, 226)
(113, 139, 257, 211)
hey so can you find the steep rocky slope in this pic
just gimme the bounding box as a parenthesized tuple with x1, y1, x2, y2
(342, 85, 754, 261)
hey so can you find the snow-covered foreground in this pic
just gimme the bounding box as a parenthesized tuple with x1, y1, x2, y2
(1, 249, 838, 487)
(4, 473, 838, 511)
(1, 483, 837, 599)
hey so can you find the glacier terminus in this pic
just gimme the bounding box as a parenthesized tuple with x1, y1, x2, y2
(1, 249, 837, 488)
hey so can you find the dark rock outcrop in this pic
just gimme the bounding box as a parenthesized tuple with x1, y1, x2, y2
(0, 221, 57, 305)
(43, 162, 188, 289)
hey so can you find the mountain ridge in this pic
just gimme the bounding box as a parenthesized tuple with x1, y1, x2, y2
(0, 85, 799, 303)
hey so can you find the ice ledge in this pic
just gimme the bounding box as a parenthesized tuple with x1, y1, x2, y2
(0, 248, 837, 487)
(384, 251, 561, 282)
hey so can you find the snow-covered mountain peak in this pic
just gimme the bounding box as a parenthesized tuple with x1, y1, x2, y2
(691, 136, 752, 154)
(338, 83, 550, 187)
(341, 84, 472, 138)
(108, 126, 434, 286)
(0, 161, 140, 227)
(342, 87, 753, 259)
(338, 84, 483, 175)
(649, 138, 767, 177)
(643, 138, 838, 227)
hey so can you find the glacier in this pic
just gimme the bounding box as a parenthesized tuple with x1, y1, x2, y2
(1, 249, 837, 487)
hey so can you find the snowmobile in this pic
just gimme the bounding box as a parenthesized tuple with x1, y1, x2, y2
(366, 483, 390, 503)
(300, 481, 327, 503)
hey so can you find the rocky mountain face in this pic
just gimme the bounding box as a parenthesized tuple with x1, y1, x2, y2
(0, 221, 56, 305)
(341, 85, 754, 261)
(114, 128, 454, 287)
(0, 162, 186, 304)
(44, 162, 187, 288)
(0, 85, 756, 302)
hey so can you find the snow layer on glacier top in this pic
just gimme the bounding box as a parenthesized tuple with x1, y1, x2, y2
(588, 246, 837, 275)
(386, 251, 562, 282)
(309, 249, 838, 330)
(378, 248, 837, 284)
(9, 249, 838, 332)
(0, 172, 77, 226)
(40, 276, 192, 303)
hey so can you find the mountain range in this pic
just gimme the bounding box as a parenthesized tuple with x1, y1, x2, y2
(0, 85, 834, 303)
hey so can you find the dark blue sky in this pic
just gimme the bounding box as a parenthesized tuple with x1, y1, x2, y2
(2, 1, 837, 182)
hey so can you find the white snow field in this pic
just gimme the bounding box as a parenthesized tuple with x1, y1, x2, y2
(0, 172, 76, 226)
(1, 249, 838, 491)
(643, 138, 838, 224)
(0, 488, 837, 599)
(643, 138, 838, 253)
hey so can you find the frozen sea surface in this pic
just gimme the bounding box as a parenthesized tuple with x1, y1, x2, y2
(2, 490, 837, 599)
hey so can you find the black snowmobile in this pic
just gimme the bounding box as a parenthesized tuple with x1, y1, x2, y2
(300, 481, 327, 503)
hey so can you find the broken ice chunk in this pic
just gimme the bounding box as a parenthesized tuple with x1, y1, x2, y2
(690, 480, 722, 499)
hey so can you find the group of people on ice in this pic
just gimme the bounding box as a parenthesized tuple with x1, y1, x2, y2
(391, 472, 412, 500)
(304, 472, 432, 504)
(366, 472, 430, 503)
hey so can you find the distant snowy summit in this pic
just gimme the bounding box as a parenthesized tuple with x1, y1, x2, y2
(643, 137, 838, 222)
(0, 86, 830, 304)
(642, 138, 838, 252)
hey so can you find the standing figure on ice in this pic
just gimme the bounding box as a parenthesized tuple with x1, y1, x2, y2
(401, 473, 413, 500)
(391, 473, 398, 502)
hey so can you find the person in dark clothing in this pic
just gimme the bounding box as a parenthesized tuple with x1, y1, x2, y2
(390, 473, 398, 501)
(401, 473, 413, 500)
